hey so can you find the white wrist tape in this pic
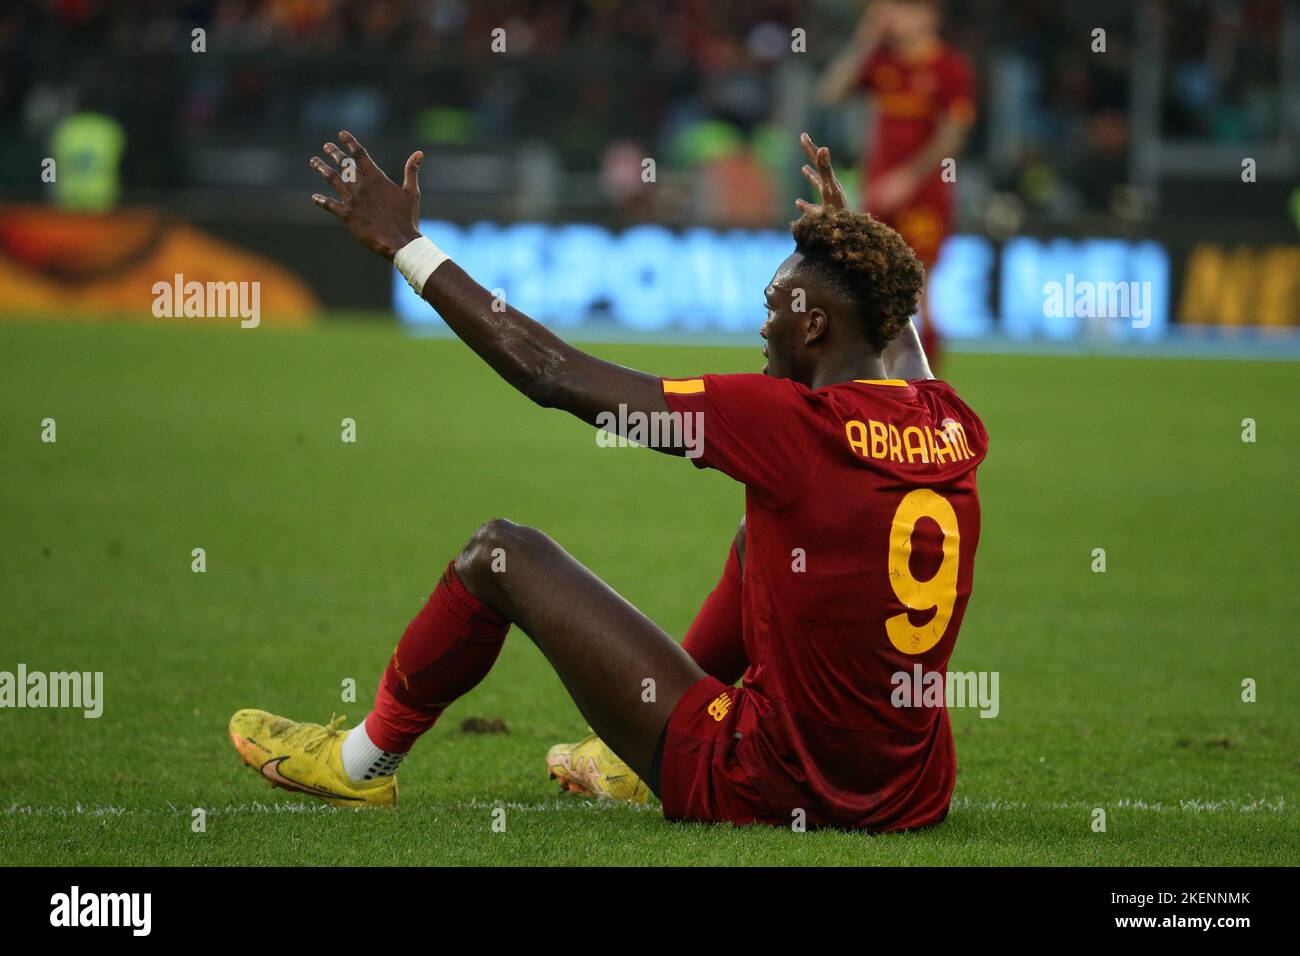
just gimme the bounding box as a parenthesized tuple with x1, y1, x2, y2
(394, 236, 448, 293)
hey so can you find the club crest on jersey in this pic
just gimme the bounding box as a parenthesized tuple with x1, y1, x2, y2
(707, 692, 732, 721)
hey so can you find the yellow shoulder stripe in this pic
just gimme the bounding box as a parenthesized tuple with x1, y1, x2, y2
(854, 379, 909, 387)
(663, 378, 706, 395)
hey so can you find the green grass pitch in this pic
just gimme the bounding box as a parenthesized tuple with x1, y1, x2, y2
(1, 316, 1296, 866)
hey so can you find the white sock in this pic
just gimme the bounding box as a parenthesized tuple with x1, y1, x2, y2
(341, 718, 407, 783)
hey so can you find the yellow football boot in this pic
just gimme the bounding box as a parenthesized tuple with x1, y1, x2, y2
(228, 709, 397, 809)
(547, 731, 650, 804)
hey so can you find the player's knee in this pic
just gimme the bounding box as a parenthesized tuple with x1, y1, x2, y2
(455, 518, 527, 593)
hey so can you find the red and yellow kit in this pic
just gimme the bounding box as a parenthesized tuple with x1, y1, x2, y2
(858, 43, 975, 265)
(660, 373, 986, 831)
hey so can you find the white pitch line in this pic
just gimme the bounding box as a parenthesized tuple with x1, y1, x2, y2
(3, 796, 1287, 817)
(947, 796, 1288, 814)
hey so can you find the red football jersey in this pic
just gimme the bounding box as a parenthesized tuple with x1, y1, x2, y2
(663, 374, 987, 829)
(858, 42, 975, 213)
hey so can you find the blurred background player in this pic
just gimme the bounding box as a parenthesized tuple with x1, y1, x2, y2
(817, 0, 974, 372)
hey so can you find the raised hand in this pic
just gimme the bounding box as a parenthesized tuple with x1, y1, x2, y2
(795, 132, 849, 214)
(310, 130, 423, 260)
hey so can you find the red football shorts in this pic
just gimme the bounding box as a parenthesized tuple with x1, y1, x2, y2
(659, 675, 776, 825)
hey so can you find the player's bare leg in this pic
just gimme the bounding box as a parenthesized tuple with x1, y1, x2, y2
(229, 517, 706, 804)
(547, 518, 748, 800)
(454, 518, 706, 781)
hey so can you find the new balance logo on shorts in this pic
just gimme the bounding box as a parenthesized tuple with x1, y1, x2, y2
(708, 692, 732, 721)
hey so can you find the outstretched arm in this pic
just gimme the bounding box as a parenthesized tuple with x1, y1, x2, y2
(417, 259, 669, 425)
(796, 132, 933, 380)
(310, 132, 673, 437)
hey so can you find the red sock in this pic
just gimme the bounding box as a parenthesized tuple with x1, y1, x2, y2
(364, 562, 510, 753)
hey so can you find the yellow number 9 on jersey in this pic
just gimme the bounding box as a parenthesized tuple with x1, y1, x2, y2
(886, 489, 960, 655)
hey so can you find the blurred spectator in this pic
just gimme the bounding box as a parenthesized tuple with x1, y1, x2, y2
(0, 0, 1292, 227)
(50, 109, 125, 212)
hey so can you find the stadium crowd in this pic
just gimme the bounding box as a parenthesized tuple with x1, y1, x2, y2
(0, 0, 1288, 225)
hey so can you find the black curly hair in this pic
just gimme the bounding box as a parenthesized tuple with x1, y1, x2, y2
(790, 207, 925, 352)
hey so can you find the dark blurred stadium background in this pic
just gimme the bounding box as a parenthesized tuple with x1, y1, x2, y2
(1, 0, 1296, 349)
(3, 2, 1299, 871)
